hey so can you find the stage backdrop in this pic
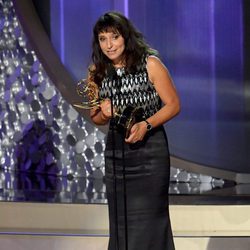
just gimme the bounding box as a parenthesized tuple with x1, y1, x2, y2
(1, 0, 249, 185)
(47, 0, 250, 174)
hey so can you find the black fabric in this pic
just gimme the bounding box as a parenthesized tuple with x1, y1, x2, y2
(105, 126, 175, 250)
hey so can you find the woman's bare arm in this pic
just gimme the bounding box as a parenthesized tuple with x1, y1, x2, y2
(125, 56, 180, 143)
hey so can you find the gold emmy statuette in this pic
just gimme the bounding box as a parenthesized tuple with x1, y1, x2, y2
(73, 78, 100, 109)
(73, 78, 144, 138)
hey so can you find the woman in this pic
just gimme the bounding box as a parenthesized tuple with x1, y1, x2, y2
(89, 11, 180, 250)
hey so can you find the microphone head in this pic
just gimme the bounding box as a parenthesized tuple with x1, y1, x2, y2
(107, 65, 117, 80)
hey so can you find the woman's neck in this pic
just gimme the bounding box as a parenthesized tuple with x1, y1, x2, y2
(113, 64, 125, 69)
(112, 57, 126, 69)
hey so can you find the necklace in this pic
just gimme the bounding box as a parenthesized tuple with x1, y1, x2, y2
(116, 67, 125, 76)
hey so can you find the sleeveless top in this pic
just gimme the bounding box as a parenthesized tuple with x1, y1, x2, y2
(99, 55, 161, 119)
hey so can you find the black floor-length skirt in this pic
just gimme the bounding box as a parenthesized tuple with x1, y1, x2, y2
(104, 126, 175, 250)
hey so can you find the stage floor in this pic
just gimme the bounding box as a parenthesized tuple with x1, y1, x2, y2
(1, 170, 250, 205)
(1, 170, 250, 250)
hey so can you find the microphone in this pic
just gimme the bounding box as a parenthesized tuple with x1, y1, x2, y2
(107, 65, 118, 86)
(106, 65, 118, 119)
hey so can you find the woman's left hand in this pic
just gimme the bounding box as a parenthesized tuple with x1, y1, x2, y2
(125, 121, 148, 144)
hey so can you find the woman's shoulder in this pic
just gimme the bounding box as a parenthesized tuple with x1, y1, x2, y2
(146, 54, 169, 83)
(146, 55, 165, 70)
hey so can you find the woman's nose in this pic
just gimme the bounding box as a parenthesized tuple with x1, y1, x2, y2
(107, 39, 113, 48)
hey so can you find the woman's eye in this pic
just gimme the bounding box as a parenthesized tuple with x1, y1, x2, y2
(99, 37, 105, 42)
(112, 34, 119, 40)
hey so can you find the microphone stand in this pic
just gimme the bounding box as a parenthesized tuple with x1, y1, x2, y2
(109, 66, 128, 250)
(122, 131, 128, 250)
(109, 69, 120, 250)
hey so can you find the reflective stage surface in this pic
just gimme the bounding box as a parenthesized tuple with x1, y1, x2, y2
(1, 169, 249, 205)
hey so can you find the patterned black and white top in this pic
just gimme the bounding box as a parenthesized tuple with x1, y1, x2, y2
(99, 55, 161, 119)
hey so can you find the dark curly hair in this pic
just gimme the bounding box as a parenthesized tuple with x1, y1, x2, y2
(90, 11, 158, 86)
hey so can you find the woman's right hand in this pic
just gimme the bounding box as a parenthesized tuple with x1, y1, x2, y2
(100, 99, 114, 119)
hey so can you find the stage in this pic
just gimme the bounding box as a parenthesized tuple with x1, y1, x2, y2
(1, 173, 250, 250)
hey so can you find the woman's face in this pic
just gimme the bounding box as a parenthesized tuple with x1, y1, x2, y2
(98, 30, 125, 66)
